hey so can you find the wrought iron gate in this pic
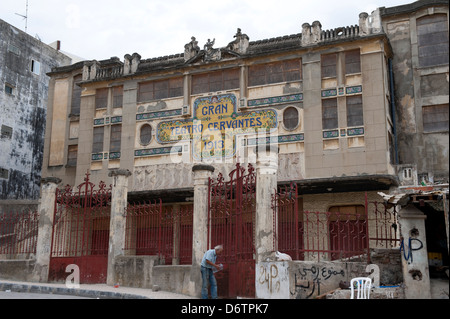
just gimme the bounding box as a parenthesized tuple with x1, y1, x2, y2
(208, 163, 256, 298)
(49, 172, 111, 284)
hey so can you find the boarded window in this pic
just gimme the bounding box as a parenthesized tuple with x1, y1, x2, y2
(417, 14, 449, 67)
(322, 98, 338, 129)
(423, 104, 449, 133)
(138, 77, 183, 102)
(67, 145, 78, 167)
(283, 107, 299, 130)
(92, 127, 104, 153)
(345, 49, 361, 74)
(192, 69, 239, 94)
(95, 88, 108, 109)
(110, 124, 122, 152)
(71, 75, 82, 115)
(248, 60, 301, 87)
(112, 86, 123, 108)
(140, 124, 152, 145)
(321, 53, 337, 78)
(346, 95, 363, 127)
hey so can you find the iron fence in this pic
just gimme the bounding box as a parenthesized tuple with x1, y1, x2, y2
(124, 201, 193, 265)
(273, 186, 400, 262)
(0, 210, 39, 259)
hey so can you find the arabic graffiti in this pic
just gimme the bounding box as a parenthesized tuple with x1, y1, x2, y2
(293, 265, 345, 299)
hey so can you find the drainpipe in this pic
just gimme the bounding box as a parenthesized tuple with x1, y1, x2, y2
(388, 58, 399, 165)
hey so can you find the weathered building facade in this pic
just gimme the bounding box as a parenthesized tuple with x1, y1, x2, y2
(33, 0, 448, 298)
(0, 19, 72, 211)
(381, 0, 449, 186)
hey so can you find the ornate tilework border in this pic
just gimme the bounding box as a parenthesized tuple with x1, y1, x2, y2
(135, 145, 183, 157)
(92, 152, 106, 161)
(136, 109, 182, 121)
(323, 127, 364, 139)
(247, 133, 304, 146)
(94, 116, 122, 126)
(247, 93, 303, 107)
(94, 118, 104, 126)
(109, 151, 121, 159)
(321, 85, 362, 98)
(323, 130, 339, 139)
(321, 88, 337, 98)
(346, 85, 362, 95)
(347, 127, 364, 136)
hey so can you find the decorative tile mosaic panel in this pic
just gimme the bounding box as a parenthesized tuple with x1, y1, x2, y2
(136, 109, 182, 121)
(94, 118, 105, 126)
(135, 145, 183, 157)
(92, 153, 104, 161)
(247, 133, 304, 146)
(321, 88, 337, 98)
(322, 130, 339, 139)
(111, 116, 122, 124)
(247, 93, 303, 107)
(346, 85, 362, 95)
(109, 151, 121, 159)
(347, 127, 364, 136)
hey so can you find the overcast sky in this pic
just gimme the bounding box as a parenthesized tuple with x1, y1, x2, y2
(1, 0, 414, 61)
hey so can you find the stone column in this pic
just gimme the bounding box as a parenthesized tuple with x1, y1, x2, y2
(191, 164, 215, 265)
(172, 204, 181, 265)
(33, 177, 61, 283)
(255, 145, 278, 263)
(398, 204, 431, 299)
(107, 169, 131, 286)
(190, 164, 214, 297)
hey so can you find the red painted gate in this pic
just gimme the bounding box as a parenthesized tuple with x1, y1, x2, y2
(208, 163, 256, 298)
(49, 172, 111, 284)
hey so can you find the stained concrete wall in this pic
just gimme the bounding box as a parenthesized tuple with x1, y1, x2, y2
(381, 4, 449, 184)
(0, 260, 35, 281)
(112, 256, 194, 296)
(0, 19, 71, 202)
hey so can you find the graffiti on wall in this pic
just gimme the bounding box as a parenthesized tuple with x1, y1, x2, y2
(399, 236, 424, 264)
(255, 262, 289, 299)
(293, 264, 345, 299)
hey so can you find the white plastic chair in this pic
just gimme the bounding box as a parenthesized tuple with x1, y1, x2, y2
(350, 277, 372, 299)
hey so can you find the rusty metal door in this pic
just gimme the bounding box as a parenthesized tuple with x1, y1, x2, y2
(49, 172, 111, 284)
(208, 163, 256, 298)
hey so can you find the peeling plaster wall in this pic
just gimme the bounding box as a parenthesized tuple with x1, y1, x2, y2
(0, 19, 71, 201)
(382, 5, 449, 184)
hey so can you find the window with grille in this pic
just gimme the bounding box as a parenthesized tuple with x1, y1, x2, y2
(248, 60, 301, 87)
(138, 77, 183, 102)
(71, 75, 82, 115)
(321, 53, 337, 78)
(92, 127, 104, 153)
(112, 86, 123, 108)
(423, 104, 449, 133)
(322, 98, 338, 130)
(192, 69, 239, 95)
(67, 145, 78, 167)
(345, 49, 361, 75)
(417, 14, 449, 67)
(95, 88, 108, 109)
(346, 95, 363, 127)
(110, 124, 122, 152)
